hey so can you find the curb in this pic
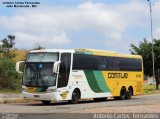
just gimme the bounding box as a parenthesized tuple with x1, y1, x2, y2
(0, 98, 36, 104)
(0, 94, 35, 104)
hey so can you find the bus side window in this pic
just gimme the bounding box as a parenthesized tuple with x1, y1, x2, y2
(113, 58, 120, 70)
(105, 57, 114, 70)
(97, 57, 106, 70)
(57, 53, 71, 88)
(106, 57, 119, 71)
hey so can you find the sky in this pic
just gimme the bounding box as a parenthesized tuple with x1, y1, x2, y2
(0, 0, 160, 54)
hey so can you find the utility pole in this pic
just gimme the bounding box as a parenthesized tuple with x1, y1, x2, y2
(147, 0, 156, 89)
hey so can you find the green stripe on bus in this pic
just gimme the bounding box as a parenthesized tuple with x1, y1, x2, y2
(84, 70, 103, 93)
(93, 71, 110, 92)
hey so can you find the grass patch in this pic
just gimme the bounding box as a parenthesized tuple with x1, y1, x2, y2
(0, 89, 21, 94)
(143, 84, 160, 94)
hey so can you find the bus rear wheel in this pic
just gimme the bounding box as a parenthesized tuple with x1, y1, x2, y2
(120, 87, 127, 100)
(126, 87, 133, 99)
(114, 96, 120, 100)
(69, 89, 80, 104)
(42, 101, 51, 105)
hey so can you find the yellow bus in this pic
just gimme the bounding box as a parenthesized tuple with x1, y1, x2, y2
(16, 48, 143, 104)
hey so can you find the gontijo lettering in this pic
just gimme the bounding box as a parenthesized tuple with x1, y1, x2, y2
(108, 73, 128, 78)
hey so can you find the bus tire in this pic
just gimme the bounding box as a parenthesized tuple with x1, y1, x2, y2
(126, 87, 133, 99)
(120, 87, 126, 100)
(42, 101, 51, 105)
(126, 91, 131, 99)
(114, 96, 120, 100)
(69, 89, 80, 104)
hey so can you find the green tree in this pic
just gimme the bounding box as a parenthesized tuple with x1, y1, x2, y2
(0, 59, 20, 90)
(0, 35, 16, 60)
(32, 42, 45, 50)
(0, 35, 20, 90)
(130, 38, 160, 90)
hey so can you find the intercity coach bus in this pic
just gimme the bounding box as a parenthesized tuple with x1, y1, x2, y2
(16, 49, 143, 104)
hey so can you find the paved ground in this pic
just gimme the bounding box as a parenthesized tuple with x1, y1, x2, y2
(0, 94, 160, 113)
(1, 94, 160, 119)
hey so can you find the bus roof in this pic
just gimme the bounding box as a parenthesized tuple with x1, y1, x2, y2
(28, 48, 142, 59)
(75, 48, 142, 59)
(29, 49, 74, 53)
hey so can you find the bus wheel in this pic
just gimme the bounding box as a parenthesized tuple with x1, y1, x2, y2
(42, 101, 51, 105)
(70, 89, 80, 104)
(114, 96, 120, 100)
(120, 87, 126, 100)
(126, 87, 133, 99)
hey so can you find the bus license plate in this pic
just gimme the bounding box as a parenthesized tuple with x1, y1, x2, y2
(34, 95, 40, 98)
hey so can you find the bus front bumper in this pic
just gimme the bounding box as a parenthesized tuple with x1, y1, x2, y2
(22, 91, 59, 101)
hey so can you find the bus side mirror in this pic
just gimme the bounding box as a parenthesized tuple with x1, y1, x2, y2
(16, 61, 25, 73)
(53, 61, 61, 73)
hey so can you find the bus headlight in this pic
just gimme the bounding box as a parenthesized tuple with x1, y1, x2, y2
(46, 89, 57, 93)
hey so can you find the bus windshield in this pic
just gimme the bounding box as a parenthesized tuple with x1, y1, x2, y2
(27, 53, 58, 62)
(23, 53, 59, 87)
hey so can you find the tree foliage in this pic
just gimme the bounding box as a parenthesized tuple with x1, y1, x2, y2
(0, 35, 16, 60)
(0, 59, 20, 90)
(32, 42, 45, 50)
(0, 35, 20, 90)
(1, 35, 15, 48)
(130, 38, 160, 89)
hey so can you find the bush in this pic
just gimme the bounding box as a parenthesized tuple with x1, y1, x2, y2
(0, 58, 21, 90)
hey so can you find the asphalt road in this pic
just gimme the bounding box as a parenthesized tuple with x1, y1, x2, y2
(0, 94, 160, 119)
